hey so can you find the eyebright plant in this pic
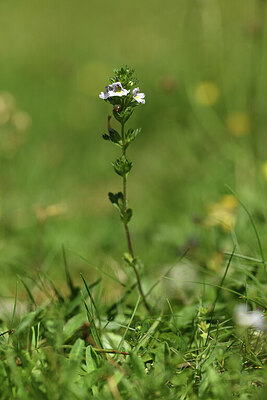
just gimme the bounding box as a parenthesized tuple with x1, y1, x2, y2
(99, 66, 150, 312)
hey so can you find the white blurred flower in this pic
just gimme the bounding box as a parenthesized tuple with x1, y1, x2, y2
(234, 304, 265, 331)
(132, 87, 145, 104)
(99, 82, 129, 100)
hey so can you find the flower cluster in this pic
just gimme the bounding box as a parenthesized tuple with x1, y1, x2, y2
(99, 67, 145, 124)
(99, 66, 145, 105)
(99, 81, 145, 104)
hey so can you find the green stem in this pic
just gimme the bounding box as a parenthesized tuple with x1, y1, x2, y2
(121, 121, 151, 313)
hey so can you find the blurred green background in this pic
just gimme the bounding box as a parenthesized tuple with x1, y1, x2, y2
(0, 0, 267, 297)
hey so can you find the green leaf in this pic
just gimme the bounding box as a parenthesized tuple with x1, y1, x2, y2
(108, 191, 124, 211)
(108, 128, 121, 144)
(63, 313, 86, 342)
(102, 134, 110, 141)
(123, 252, 134, 266)
(110, 65, 138, 89)
(130, 352, 146, 378)
(125, 208, 133, 224)
(86, 345, 99, 374)
(112, 155, 132, 177)
(135, 313, 163, 352)
(16, 306, 45, 334)
(154, 342, 169, 376)
(103, 128, 121, 145)
(123, 107, 134, 123)
(68, 338, 85, 370)
(120, 208, 133, 224)
(126, 128, 141, 144)
(113, 107, 133, 123)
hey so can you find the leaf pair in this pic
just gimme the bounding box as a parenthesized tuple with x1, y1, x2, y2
(113, 106, 133, 123)
(102, 127, 121, 145)
(112, 155, 132, 177)
(108, 191, 133, 224)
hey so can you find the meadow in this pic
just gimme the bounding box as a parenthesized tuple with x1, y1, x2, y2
(0, 0, 266, 398)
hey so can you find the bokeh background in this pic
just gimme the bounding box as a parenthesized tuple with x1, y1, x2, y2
(1, 0, 267, 299)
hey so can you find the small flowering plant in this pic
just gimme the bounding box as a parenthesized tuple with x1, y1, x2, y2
(99, 66, 150, 312)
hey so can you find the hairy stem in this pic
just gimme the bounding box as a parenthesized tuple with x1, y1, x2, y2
(121, 121, 151, 312)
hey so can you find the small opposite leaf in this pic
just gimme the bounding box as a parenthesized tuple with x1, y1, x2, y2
(102, 134, 110, 141)
(125, 208, 133, 224)
(120, 208, 132, 224)
(123, 252, 134, 266)
(123, 107, 134, 123)
(126, 128, 141, 144)
(109, 129, 121, 144)
(113, 107, 133, 123)
(108, 192, 124, 211)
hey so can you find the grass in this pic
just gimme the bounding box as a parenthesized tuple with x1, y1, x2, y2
(0, 0, 267, 398)
(0, 246, 266, 399)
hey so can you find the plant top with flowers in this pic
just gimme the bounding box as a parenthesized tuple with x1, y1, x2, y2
(99, 66, 150, 312)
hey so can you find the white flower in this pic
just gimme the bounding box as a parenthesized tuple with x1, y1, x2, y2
(99, 90, 109, 100)
(234, 304, 265, 331)
(99, 82, 129, 100)
(132, 87, 145, 104)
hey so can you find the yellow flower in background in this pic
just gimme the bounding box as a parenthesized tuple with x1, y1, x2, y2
(205, 194, 238, 233)
(206, 252, 224, 271)
(0, 92, 16, 125)
(195, 81, 220, 106)
(220, 194, 238, 210)
(226, 112, 250, 137)
(0, 91, 31, 157)
(11, 110, 31, 132)
(262, 161, 267, 181)
(34, 203, 68, 223)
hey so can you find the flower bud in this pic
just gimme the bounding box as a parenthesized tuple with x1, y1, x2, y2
(113, 105, 121, 113)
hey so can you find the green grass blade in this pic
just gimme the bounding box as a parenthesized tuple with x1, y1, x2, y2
(118, 296, 140, 352)
(226, 185, 266, 279)
(17, 276, 36, 307)
(81, 291, 103, 350)
(145, 248, 189, 298)
(224, 252, 267, 265)
(62, 244, 75, 294)
(68, 248, 125, 286)
(80, 273, 101, 322)
(135, 312, 163, 352)
(10, 281, 18, 330)
(205, 245, 235, 346)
